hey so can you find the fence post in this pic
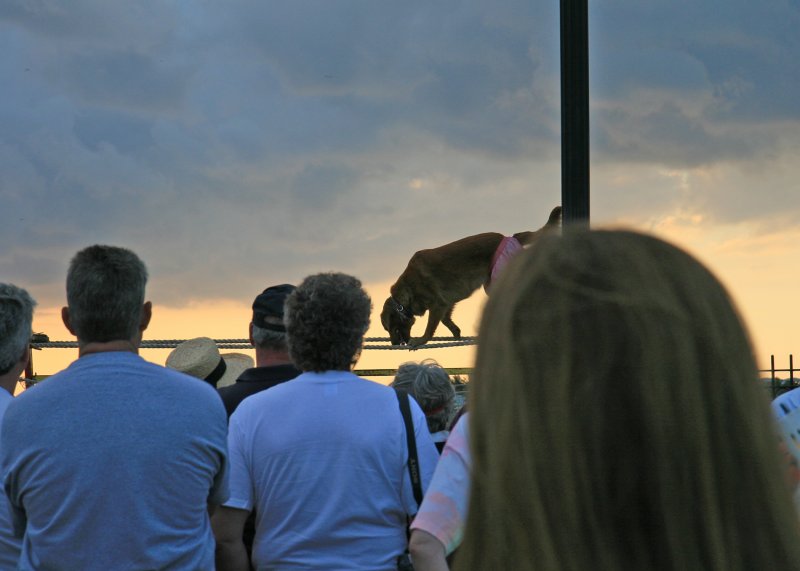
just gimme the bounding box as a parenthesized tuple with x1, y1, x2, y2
(25, 347, 33, 379)
(771, 355, 777, 398)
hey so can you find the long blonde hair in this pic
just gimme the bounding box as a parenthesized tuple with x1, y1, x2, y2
(456, 229, 800, 570)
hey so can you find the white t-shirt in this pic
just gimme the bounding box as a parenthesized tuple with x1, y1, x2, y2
(226, 370, 439, 571)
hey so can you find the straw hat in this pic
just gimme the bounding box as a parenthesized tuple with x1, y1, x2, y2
(166, 337, 253, 388)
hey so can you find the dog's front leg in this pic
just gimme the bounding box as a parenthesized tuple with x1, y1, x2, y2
(409, 306, 447, 348)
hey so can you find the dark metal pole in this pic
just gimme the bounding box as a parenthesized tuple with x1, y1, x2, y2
(560, 0, 590, 225)
(25, 347, 33, 379)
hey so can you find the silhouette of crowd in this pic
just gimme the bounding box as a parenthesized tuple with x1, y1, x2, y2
(0, 228, 798, 571)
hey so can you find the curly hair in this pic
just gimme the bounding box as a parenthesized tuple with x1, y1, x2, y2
(391, 359, 455, 433)
(285, 272, 372, 372)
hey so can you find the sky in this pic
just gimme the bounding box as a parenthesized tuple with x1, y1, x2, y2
(1, 1, 799, 378)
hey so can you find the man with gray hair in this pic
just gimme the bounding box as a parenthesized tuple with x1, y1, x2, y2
(0, 283, 35, 569)
(0, 245, 228, 571)
(217, 284, 301, 418)
(216, 284, 302, 564)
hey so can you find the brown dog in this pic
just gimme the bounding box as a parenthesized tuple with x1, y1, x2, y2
(381, 205, 562, 347)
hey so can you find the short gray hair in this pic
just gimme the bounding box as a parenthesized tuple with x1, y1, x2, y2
(66, 245, 148, 343)
(391, 359, 455, 433)
(251, 322, 288, 351)
(285, 272, 371, 372)
(0, 283, 36, 375)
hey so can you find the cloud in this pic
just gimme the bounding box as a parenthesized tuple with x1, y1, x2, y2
(197, 0, 562, 159)
(0, 1, 178, 47)
(0, 0, 798, 310)
(73, 109, 155, 154)
(54, 50, 193, 114)
(591, 0, 800, 166)
(594, 102, 758, 167)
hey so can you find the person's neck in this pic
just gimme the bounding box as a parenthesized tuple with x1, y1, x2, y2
(0, 375, 18, 396)
(255, 348, 293, 368)
(0, 361, 25, 396)
(79, 339, 139, 358)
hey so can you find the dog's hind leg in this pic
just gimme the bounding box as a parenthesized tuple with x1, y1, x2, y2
(441, 305, 461, 339)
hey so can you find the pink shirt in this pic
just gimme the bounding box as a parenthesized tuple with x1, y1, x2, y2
(410, 414, 470, 555)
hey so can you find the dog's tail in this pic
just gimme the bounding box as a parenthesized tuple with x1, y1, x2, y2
(513, 205, 562, 245)
(544, 205, 562, 226)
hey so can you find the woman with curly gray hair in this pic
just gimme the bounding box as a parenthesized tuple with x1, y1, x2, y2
(391, 359, 455, 451)
(284, 272, 371, 372)
(214, 272, 439, 571)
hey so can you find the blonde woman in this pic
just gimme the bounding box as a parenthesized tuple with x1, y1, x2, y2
(456, 229, 800, 571)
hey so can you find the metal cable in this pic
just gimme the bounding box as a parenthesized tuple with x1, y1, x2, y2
(31, 337, 478, 350)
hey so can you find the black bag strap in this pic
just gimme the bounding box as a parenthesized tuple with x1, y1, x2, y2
(395, 389, 424, 507)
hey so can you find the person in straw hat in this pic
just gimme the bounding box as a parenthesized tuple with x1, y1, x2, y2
(166, 337, 253, 389)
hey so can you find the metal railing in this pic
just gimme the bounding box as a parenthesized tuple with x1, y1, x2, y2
(22, 332, 800, 401)
(763, 355, 799, 399)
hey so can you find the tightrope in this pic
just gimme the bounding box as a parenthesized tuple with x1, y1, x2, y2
(31, 337, 478, 351)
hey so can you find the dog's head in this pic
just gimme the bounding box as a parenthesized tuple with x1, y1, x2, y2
(381, 296, 415, 345)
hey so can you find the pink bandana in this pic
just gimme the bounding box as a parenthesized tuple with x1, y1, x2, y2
(484, 236, 523, 293)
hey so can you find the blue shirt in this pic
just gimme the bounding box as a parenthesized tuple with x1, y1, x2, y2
(226, 370, 439, 571)
(0, 352, 228, 571)
(0, 388, 20, 569)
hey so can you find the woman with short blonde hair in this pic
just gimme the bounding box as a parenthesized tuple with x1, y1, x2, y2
(457, 229, 800, 570)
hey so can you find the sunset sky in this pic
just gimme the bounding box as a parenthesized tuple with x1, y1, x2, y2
(2, 1, 799, 378)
